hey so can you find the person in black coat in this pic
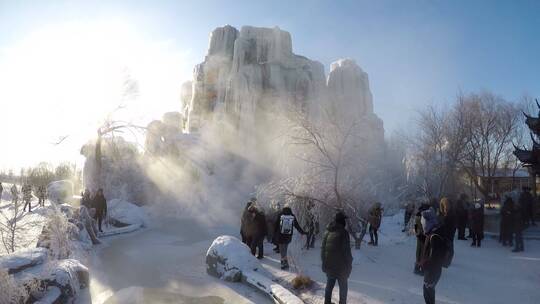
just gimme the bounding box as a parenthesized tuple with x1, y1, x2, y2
(419, 209, 447, 304)
(500, 197, 514, 247)
(93, 188, 107, 233)
(273, 206, 306, 270)
(470, 203, 484, 247)
(456, 194, 469, 240)
(240, 204, 267, 259)
(240, 201, 253, 244)
(519, 187, 536, 226)
(414, 203, 431, 275)
(512, 200, 525, 252)
(321, 211, 353, 304)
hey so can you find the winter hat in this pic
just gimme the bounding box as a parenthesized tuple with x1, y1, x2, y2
(421, 209, 439, 234)
(334, 211, 348, 226)
(282, 206, 293, 215)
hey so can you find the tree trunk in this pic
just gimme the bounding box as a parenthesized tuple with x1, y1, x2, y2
(95, 132, 102, 190)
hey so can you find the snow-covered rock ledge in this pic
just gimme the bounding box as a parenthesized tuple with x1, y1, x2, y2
(100, 199, 148, 237)
(206, 235, 304, 304)
(0, 248, 89, 303)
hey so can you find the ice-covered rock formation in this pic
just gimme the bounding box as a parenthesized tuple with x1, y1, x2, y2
(326, 58, 384, 144)
(186, 25, 326, 136)
(184, 25, 384, 146)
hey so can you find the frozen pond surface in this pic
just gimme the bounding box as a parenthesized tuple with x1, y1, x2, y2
(85, 216, 271, 304)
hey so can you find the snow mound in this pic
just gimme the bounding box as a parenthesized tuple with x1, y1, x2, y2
(206, 236, 304, 304)
(0, 247, 48, 274)
(107, 199, 148, 227)
(47, 180, 74, 204)
(206, 235, 259, 280)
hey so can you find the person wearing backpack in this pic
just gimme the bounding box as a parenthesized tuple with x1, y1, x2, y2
(273, 206, 306, 270)
(321, 211, 353, 304)
(419, 208, 448, 304)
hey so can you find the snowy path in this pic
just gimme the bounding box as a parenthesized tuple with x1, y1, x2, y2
(85, 216, 272, 304)
(261, 214, 540, 304)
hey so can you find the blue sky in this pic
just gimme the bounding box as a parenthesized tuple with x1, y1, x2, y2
(0, 0, 539, 168)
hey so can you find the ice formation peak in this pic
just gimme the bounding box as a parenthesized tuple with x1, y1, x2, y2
(183, 25, 383, 140)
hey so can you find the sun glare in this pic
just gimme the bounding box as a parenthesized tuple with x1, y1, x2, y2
(0, 19, 192, 170)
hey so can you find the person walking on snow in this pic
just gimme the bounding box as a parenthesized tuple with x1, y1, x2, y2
(519, 186, 536, 226)
(512, 199, 525, 252)
(500, 196, 514, 247)
(419, 209, 448, 304)
(0, 182, 3, 201)
(304, 201, 319, 250)
(414, 203, 431, 275)
(93, 188, 107, 233)
(22, 184, 32, 212)
(470, 203, 484, 247)
(273, 206, 306, 270)
(10, 184, 19, 206)
(37, 185, 46, 207)
(456, 194, 469, 240)
(368, 202, 382, 246)
(321, 211, 353, 304)
(403, 201, 415, 232)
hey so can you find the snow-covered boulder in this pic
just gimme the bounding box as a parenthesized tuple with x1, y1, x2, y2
(107, 199, 147, 228)
(0, 247, 48, 274)
(206, 236, 304, 304)
(16, 259, 89, 303)
(47, 180, 74, 204)
(206, 235, 259, 281)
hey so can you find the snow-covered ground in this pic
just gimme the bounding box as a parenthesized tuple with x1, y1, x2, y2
(262, 212, 540, 304)
(4, 190, 538, 304)
(0, 187, 49, 255)
(83, 215, 272, 304)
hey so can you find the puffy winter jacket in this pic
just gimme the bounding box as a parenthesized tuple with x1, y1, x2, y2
(321, 221, 353, 278)
(273, 208, 305, 244)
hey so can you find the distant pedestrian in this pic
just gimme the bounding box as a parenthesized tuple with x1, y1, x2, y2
(10, 184, 19, 205)
(519, 187, 536, 226)
(93, 188, 107, 233)
(304, 201, 319, 250)
(456, 194, 469, 240)
(500, 196, 514, 247)
(80, 189, 92, 209)
(321, 211, 352, 304)
(37, 185, 46, 207)
(419, 209, 448, 304)
(403, 201, 415, 232)
(368, 202, 383, 246)
(470, 203, 484, 247)
(0, 182, 3, 200)
(22, 184, 32, 212)
(512, 199, 525, 252)
(273, 206, 306, 270)
(414, 203, 431, 275)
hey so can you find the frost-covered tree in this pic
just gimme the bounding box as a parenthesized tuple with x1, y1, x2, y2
(0, 196, 39, 254)
(258, 107, 396, 248)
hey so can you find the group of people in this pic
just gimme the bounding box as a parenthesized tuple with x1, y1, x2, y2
(80, 188, 108, 233)
(239, 198, 367, 304)
(0, 182, 47, 212)
(499, 186, 535, 252)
